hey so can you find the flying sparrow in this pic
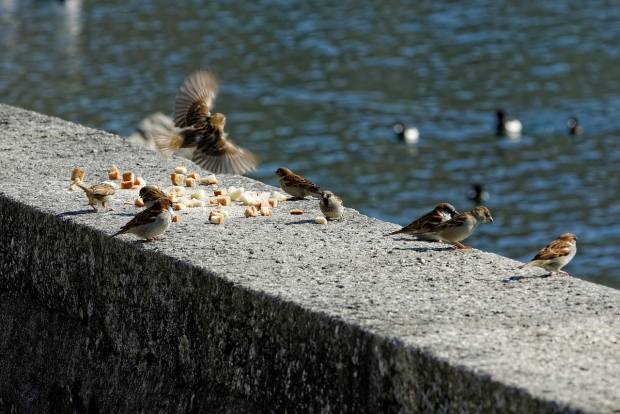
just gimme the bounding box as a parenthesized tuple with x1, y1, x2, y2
(155, 69, 260, 175)
(139, 185, 168, 208)
(110, 198, 174, 242)
(319, 191, 344, 220)
(275, 167, 323, 200)
(518, 233, 577, 276)
(403, 206, 493, 249)
(387, 203, 459, 241)
(77, 182, 115, 212)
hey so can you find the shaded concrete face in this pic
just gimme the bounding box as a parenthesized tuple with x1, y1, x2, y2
(0, 103, 619, 413)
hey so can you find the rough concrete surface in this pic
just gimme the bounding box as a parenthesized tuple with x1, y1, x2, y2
(0, 103, 619, 413)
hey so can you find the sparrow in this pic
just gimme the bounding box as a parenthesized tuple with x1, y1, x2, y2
(567, 117, 583, 135)
(275, 167, 323, 200)
(393, 121, 419, 145)
(387, 203, 459, 241)
(155, 68, 260, 175)
(496, 109, 522, 137)
(403, 206, 493, 249)
(139, 185, 168, 208)
(77, 182, 115, 212)
(110, 198, 174, 242)
(518, 233, 577, 276)
(319, 191, 344, 221)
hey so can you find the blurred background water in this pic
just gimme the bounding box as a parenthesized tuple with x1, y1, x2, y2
(2, 0, 620, 288)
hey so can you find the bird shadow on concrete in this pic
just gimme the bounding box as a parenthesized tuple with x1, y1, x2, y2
(501, 274, 551, 283)
(285, 219, 317, 225)
(391, 246, 454, 253)
(388, 236, 416, 242)
(113, 212, 138, 217)
(57, 209, 96, 217)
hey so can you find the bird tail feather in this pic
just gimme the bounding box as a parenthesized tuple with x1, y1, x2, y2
(155, 133, 184, 158)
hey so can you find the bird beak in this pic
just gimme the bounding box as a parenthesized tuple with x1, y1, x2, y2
(489, 217, 494, 223)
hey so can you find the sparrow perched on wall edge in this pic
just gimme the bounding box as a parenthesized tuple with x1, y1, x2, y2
(387, 203, 459, 241)
(139, 185, 168, 208)
(110, 199, 174, 241)
(402, 206, 493, 249)
(275, 167, 323, 200)
(319, 191, 344, 221)
(77, 182, 115, 212)
(519, 233, 577, 276)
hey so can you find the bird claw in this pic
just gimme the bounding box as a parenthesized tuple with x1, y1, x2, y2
(454, 242, 472, 250)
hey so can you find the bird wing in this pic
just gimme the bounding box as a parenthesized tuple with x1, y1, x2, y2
(430, 212, 471, 232)
(532, 240, 572, 261)
(120, 206, 160, 231)
(192, 132, 260, 175)
(281, 173, 321, 192)
(401, 211, 443, 233)
(173, 69, 219, 128)
(90, 183, 115, 196)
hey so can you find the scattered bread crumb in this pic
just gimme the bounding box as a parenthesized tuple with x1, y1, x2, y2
(217, 195, 231, 206)
(171, 173, 184, 186)
(245, 206, 259, 218)
(187, 172, 200, 181)
(71, 168, 85, 182)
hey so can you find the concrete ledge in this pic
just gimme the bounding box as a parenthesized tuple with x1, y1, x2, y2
(1, 103, 619, 413)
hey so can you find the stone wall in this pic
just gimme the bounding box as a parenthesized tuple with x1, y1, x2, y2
(1, 104, 618, 413)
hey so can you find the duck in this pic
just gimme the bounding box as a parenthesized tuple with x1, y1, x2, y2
(393, 121, 419, 144)
(467, 183, 490, 205)
(496, 109, 522, 137)
(567, 116, 583, 135)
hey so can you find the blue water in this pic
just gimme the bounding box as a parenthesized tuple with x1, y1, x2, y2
(2, 0, 620, 288)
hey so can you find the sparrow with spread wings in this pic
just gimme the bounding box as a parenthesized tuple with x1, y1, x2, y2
(155, 69, 260, 175)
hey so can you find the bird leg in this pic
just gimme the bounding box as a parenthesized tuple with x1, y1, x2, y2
(90, 205, 98, 212)
(453, 242, 472, 250)
(105, 204, 115, 212)
(339, 216, 344, 221)
(559, 270, 570, 277)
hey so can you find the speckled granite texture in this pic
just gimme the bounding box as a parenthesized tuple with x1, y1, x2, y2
(1, 104, 619, 413)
